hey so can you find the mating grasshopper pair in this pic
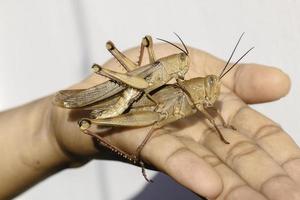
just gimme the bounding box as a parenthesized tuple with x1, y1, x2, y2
(54, 34, 253, 181)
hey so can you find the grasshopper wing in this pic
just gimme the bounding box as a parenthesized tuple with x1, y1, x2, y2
(53, 80, 125, 108)
(54, 61, 162, 108)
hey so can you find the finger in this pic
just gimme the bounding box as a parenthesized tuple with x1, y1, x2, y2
(189, 48, 291, 104)
(223, 63, 291, 104)
(204, 128, 300, 200)
(180, 138, 267, 200)
(218, 88, 300, 185)
(230, 106, 300, 185)
(139, 131, 223, 199)
(213, 88, 300, 198)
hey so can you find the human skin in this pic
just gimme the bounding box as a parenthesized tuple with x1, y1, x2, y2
(0, 43, 299, 200)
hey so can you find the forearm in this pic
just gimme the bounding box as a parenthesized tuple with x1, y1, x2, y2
(0, 96, 70, 199)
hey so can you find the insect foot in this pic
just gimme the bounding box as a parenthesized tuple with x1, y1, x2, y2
(139, 160, 153, 183)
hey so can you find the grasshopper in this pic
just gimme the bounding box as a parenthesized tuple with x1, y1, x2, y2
(54, 34, 190, 120)
(78, 34, 254, 181)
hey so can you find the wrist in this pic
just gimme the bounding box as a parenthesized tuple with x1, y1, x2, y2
(18, 96, 72, 171)
(49, 95, 97, 166)
(0, 96, 74, 198)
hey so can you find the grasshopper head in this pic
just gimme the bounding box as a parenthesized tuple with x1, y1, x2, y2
(177, 52, 190, 79)
(204, 75, 221, 107)
(179, 76, 220, 107)
(156, 34, 190, 80)
(159, 53, 189, 80)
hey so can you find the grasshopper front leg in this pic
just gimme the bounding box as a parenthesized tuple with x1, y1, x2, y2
(196, 104, 230, 144)
(208, 106, 236, 130)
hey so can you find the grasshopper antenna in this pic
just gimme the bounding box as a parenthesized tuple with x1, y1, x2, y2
(220, 47, 254, 79)
(173, 32, 189, 55)
(219, 32, 245, 77)
(156, 37, 188, 56)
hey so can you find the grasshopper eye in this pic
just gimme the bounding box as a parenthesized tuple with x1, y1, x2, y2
(208, 76, 214, 85)
(179, 53, 186, 61)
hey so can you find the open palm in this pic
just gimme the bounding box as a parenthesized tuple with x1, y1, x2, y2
(51, 43, 300, 200)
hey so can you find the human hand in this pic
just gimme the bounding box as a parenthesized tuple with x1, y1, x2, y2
(50, 43, 300, 199)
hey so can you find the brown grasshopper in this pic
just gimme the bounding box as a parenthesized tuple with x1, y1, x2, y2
(78, 34, 254, 181)
(54, 34, 190, 120)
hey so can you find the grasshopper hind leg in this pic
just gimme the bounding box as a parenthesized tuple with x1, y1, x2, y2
(106, 41, 138, 71)
(105, 35, 156, 72)
(78, 119, 136, 162)
(138, 35, 156, 65)
(78, 111, 162, 182)
(82, 132, 152, 182)
(79, 119, 153, 181)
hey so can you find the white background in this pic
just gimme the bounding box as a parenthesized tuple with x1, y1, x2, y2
(0, 0, 299, 199)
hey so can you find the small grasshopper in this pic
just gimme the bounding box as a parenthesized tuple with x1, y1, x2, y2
(54, 34, 190, 120)
(78, 34, 254, 181)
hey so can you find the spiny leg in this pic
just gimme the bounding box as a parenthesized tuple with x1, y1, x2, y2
(79, 111, 162, 182)
(78, 119, 137, 162)
(138, 35, 156, 66)
(79, 120, 152, 182)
